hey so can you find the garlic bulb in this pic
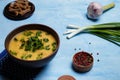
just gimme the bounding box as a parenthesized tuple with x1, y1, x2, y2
(87, 2, 115, 19)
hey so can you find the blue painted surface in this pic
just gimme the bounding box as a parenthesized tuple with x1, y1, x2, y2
(0, 0, 120, 80)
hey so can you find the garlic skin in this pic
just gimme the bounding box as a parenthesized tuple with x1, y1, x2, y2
(87, 2, 103, 19)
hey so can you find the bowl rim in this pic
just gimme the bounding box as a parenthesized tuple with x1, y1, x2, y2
(5, 24, 60, 62)
(73, 51, 94, 68)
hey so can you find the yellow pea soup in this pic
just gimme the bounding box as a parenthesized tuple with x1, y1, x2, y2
(8, 30, 57, 61)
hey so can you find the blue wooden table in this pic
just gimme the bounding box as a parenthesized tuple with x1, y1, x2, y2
(0, 0, 120, 80)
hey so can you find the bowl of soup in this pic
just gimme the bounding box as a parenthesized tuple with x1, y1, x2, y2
(5, 24, 60, 68)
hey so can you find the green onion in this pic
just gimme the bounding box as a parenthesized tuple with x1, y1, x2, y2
(21, 54, 32, 60)
(25, 36, 43, 52)
(20, 38, 25, 42)
(45, 45, 50, 50)
(52, 42, 57, 51)
(65, 22, 120, 46)
(13, 37, 18, 42)
(19, 35, 44, 52)
(36, 31, 42, 37)
(36, 53, 43, 60)
(23, 30, 33, 36)
(43, 38, 49, 42)
(9, 50, 17, 56)
(20, 38, 25, 49)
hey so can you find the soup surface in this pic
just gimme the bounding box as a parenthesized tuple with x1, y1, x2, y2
(8, 30, 57, 60)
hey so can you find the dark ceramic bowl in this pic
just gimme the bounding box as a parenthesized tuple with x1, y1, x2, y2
(5, 24, 60, 68)
(3, 1, 35, 20)
(72, 51, 94, 72)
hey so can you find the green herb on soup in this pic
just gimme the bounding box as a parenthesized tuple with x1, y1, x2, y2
(23, 30, 33, 36)
(9, 50, 17, 56)
(21, 54, 32, 60)
(36, 53, 43, 60)
(13, 37, 18, 42)
(36, 30, 42, 37)
(52, 42, 57, 51)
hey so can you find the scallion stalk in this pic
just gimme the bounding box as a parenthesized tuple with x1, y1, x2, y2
(65, 22, 120, 46)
